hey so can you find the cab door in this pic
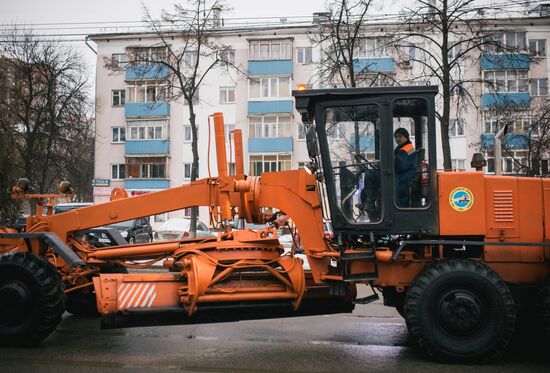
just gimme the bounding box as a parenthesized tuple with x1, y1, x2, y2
(314, 92, 438, 236)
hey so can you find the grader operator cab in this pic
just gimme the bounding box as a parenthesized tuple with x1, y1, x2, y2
(1, 86, 550, 364)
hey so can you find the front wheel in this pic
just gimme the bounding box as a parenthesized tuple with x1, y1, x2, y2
(0, 252, 65, 346)
(404, 259, 516, 363)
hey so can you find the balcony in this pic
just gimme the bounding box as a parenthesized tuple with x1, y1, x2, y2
(354, 58, 395, 73)
(349, 135, 375, 153)
(480, 133, 530, 150)
(248, 60, 293, 75)
(480, 54, 530, 70)
(125, 140, 169, 155)
(125, 64, 170, 80)
(481, 93, 530, 108)
(125, 102, 170, 117)
(248, 100, 293, 114)
(248, 137, 293, 153)
(124, 178, 170, 190)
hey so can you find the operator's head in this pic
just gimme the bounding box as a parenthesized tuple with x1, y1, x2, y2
(393, 128, 410, 145)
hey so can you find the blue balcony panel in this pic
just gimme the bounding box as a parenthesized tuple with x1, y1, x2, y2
(124, 179, 170, 190)
(354, 58, 395, 73)
(125, 64, 170, 80)
(248, 60, 293, 75)
(125, 140, 169, 155)
(482, 93, 530, 108)
(248, 100, 293, 113)
(125, 102, 170, 117)
(480, 54, 530, 70)
(480, 133, 530, 150)
(248, 137, 293, 153)
(349, 135, 375, 153)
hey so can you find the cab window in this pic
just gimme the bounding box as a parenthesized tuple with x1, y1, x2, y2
(323, 104, 382, 223)
(392, 98, 431, 209)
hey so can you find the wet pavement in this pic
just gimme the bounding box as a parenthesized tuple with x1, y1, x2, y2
(1, 289, 549, 372)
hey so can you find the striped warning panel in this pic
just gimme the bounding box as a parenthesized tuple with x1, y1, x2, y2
(117, 282, 157, 310)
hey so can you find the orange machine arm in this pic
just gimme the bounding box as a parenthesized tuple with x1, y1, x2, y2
(40, 180, 214, 242)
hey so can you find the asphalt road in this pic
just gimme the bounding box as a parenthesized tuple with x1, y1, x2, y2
(1, 287, 549, 372)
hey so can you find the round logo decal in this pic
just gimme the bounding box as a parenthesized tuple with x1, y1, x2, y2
(449, 187, 474, 212)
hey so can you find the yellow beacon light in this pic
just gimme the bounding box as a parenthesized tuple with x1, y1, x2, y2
(297, 83, 307, 91)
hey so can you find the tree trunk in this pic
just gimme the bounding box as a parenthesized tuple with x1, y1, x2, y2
(188, 105, 199, 238)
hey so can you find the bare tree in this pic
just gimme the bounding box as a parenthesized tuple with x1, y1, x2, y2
(107, 0, 235, 237)
(0, 27, 94, 209)
(483, 98, 550, 176)
(311, 0, 399, 89)
(395, 0, 524, 170)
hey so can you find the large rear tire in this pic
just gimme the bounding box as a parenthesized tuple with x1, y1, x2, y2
(0, 252, 65, 346)
(404, 259, 515, 363)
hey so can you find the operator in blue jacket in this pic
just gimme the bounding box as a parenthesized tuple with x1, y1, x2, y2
(394, 128, 417, 207)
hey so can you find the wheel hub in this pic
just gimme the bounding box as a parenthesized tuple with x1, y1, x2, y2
(0, 281, 33, 323)
(439, 291, 483, 336)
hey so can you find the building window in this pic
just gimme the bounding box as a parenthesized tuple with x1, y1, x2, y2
(448, 119, 465, 137)
(529, 39, 546, 57)
(127, 46, 166, 64)
(220, 87, 236, 104)
(484, 31, 527, 53)
(249, 77, 290, 99)
(357, 37, 391, 57)
(112, 90, 125, 106)
(326, 121, 345, 140)
(219, 49, 235, 65)
(112, 127, 126, 143)
(250, 154, 292, 176)
(248, 115, 292, 138)
(297, 123, 306, 140)
(484, 112, 530, 134)
(127, 120, 167, 140)
(249, 39, 292, 60)
(184, 163, 192, 180)
(183, 89, 200, 105)
(483, 70, 528, 93)
(127, 83, 167, 103)
(126, 157, 166, 179)
(111, 53, 127, 68)
(183, 125, 192, 142)
(111, 164, 126, 180)
(531, 79, 548, 96)
(296, 47, 312, 64)
(184, 51, 198, 68)
(451, 159, 466, 170)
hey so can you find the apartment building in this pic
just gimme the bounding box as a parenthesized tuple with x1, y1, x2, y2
(88, 11, 549, 225)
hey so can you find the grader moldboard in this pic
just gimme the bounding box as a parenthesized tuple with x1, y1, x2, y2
(1, 86, 550, 363)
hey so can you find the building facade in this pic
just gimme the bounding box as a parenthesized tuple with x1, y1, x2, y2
(89, 11, 549, 226)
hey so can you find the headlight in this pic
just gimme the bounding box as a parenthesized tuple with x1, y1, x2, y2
(121, 231, 128, 238)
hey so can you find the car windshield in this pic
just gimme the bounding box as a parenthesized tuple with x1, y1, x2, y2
(109, 220, 135, 228)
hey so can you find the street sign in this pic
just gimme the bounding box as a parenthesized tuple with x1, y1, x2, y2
(92, 179, 110, 187)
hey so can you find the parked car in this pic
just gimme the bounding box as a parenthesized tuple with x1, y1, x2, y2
(156, 218, 214, 241)
(108, 218, 153, 244)
(53, 202, 93, 214)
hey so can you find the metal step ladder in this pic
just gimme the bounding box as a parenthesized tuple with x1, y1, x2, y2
(338, 232, 379, 282)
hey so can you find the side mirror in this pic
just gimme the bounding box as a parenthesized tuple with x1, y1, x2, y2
(306, 124, 319, 158)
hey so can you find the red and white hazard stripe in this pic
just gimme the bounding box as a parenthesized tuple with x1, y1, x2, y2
(117, 282, 157, 310)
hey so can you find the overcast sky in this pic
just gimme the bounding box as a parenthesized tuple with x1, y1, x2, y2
(1, 0, 331, 23)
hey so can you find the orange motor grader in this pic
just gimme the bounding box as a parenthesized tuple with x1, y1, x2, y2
(1, 86, 550, 363)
